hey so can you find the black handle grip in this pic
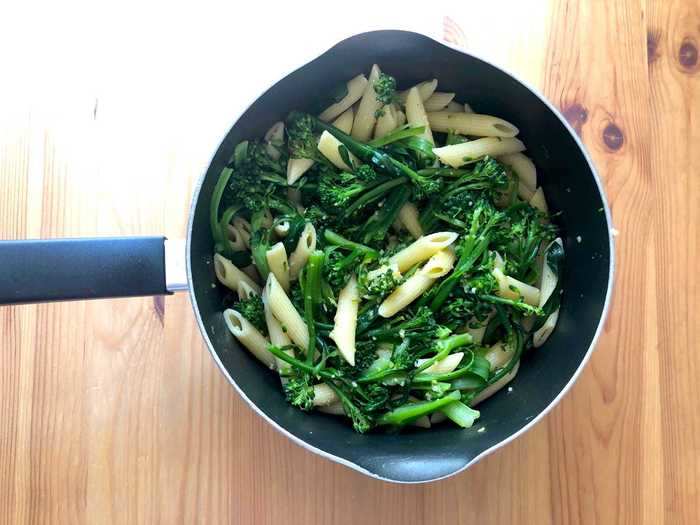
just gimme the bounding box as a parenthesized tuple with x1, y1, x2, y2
(0, 237, 170, 305)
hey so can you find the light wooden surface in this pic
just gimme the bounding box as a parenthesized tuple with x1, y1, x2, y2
(1, 2, 699, 523)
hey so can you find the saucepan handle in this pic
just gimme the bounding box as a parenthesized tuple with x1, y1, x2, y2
(0, 237, 188, 305)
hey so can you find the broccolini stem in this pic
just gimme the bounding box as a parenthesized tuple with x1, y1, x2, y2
(342, 177, 408, 218)
(304, 250, 325, 365)
(413, 333, 473, 375)
(376, 390, 460, 426)
(267, 345, 337, 380)
(323, 230, 379, 257)
(210, 167, 234, 248)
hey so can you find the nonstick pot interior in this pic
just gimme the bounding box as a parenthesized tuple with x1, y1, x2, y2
(187, 30, 613, 483)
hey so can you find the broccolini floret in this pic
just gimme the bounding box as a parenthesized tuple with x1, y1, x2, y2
(235, 294, 266, 334)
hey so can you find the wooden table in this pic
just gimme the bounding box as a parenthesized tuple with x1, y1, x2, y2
(1, 2, 698, 523)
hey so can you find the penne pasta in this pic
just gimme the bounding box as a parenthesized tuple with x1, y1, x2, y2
(214, 253, 261, 294)
(405, 86, 434, 144)
(262, 287, 293, 371)
(424, 92, 456, 111)
(492, 267, 541, 306)
(397, 202, 424, 239)
(498, 152, 537, 191)
(395, 108, 406, 127)
(329, 275, 360, 366)
(379, 249, 455, 317)
(264, 121, 285, 160)
(416, 352, 464, 374)
(288, 222, 317, 281)
(318, 130, 357, 171)
(223, 309, 276, 369)
(332, 107, 355, 134)
(445, 100, 464, 112)
(389, 231, 458, 273)
(313, 383, 340, 406)
(529, 187, 549, 213)
(398, 79, 438, 103)
(226, 224, 247, 252)
(433, 137, 525, 168)
(266, 272, 309, 350)
(237, 280, 259, 301)
(374, 104, 399, 139)
(413, 415, 432, 428)
(351, 64, 383, 141)
(470, 361, 520, 406)
(318, 401, 346, 415)
(287, 157, 314, 185)
(273, 220, 290, 239)
(463, 102, 474, 113)
(233, 217, 252, 248)
(483, 340, 514, 370)
(539, 238, 563, 306)
(265, 242, 290, 293)
(319, 74, 369, 122)
(534, 308, 559, 348)
(427, 112, 519, 138)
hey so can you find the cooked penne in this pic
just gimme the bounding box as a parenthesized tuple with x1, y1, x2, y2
(395, 107, 406, 126)
(397, 202, 424, 239)
(266, 273, 309, 350)
(262, 287, 293, 371)
(233, 217, 252, 248)
(405, 86, 434, 144)
(223, 309, 276, 369)
(492, 267, 541, 306)
(398, 79, 438, 103)
(237, 280, 259, 301)
(445, 100, 464, 112)
(483, 340, 515, 370)
(319, 74, 368, 122)
(226, 224, 247, 252)
(463, 102, 474, 113)
(433, 137, 525, 168)
(318, 130, 357, 171)
(416, 352, 464, 374)
(287, 157, 314, 185)
(427, 112, 519, 138)
(351, 64, 383, 141)
(539, 238, 563, 306)
(379, 249, 455, 317)
(529, 187, 549, 213)
(313, 383, 340, 406)
(273, 220, 290, 239)
(498, 152, 537, 191)
(389, 231, 458, 273)
(424, 92, 456, 111)
(374, 104, 399, 139)
(318, 401, 346, 415)
(470, 361, 520, 406)
(332, 107, 355, 134)
(288, 222, 317, 281)
(329, 275, 360, 366)
(534, 309, 559, 348)
(214, 253, 261, 294)
(264, 121, 285, 160)
(266, 242, 290, 293)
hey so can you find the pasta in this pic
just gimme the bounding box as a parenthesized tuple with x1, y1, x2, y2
(318, 130, 357, 170)
(288, 222, 317, 281)
(433, 137, 525, 168)
(214, 253, 261, 294)
(319, 74, 368, 122)
(405, 86, 434, 144)
(265, 242, 290, 293)
(424, 92, 456, 111)
(427, 112, 519, 137)
(265, 273, 309, 350)
(208, 65, 565, 433)
(223, 309, 276, 369)
(389, 231, 458, 272)
(332, 108, 355, 134)
(379, 249, 455, 317)
(397, 202, 424, 239)
(351, 64, 383, 141)
(329, 275, 360, 365)
(398, 79, 438, 103)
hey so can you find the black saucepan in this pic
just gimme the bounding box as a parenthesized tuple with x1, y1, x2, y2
(0, 30, 614, 483)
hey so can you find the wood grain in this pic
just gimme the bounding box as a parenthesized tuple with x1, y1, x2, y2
(1, 2, 699, 523)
